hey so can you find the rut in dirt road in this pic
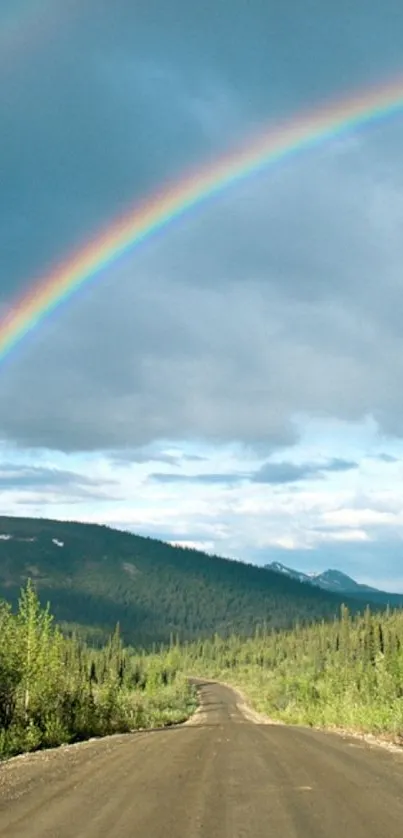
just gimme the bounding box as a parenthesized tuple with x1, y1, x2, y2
(0, 681, 403, 838)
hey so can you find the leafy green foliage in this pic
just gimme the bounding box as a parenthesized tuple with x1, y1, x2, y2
(0, 582, 196, 760)
(0, 516, 382, 646)
(177, 605, 403, 740)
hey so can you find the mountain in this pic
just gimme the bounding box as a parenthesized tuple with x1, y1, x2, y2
(0, 516, 376, 647)
(264, 561, 403, 607)
(308, 568, 379, 593)
(264, 561, 376, 591)
(266, 561, 313, 586)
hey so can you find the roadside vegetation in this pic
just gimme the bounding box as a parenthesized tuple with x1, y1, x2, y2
(174, 604, 403, 743)
(0, 582, 196, 760)
(2, 581, 403, 761)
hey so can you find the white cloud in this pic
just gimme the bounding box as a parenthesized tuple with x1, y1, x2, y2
(2, 418, 403, 590)
(322, 508, 400, 528)
(169, 540, 216, 553)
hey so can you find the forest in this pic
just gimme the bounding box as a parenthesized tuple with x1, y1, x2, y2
(173, 604, 403, 742)
(0, 581, 196, 760)
(0, 515, 378, 646)
(1, 580, 403, 761)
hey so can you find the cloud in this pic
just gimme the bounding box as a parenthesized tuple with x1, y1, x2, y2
(150, 457, 357, 486)
(108, 448, 181, 466)
(51, 471, 403, 590)
(252, 458, 357, 484)
(1, 125, 403, 455)
(1, 0, 403, 591)
(250, 538, 403, 593)
(0, 464, 116, 498)
(106, 446, 208, 466)
(1, 433, 401, 589)
(0, 0, 403, 457)
(150, 472, 247, 485)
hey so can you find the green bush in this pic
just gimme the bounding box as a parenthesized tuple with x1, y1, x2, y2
(0, 583, 196, 760)
(173, 605, 403, 741)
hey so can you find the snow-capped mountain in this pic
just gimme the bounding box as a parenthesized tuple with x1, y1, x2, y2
(264, 562, 381, 594)
(266, 561, 314, 586)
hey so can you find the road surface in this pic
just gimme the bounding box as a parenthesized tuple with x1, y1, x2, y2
(0, 681, 402, 837)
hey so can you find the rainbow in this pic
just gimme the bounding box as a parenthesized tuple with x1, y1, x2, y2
(1, 75, 403, 365)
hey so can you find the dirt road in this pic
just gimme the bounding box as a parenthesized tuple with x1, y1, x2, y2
(1, 681, 402, 837)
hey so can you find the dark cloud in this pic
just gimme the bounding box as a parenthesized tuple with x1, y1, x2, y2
(149, 472, 246, 485)
(1, 1, 403, 454)
(252, 458, 357, 484)
(106, 447, 208, 466)
(0, 464, 115, 497)
(1, 165, 403, 453)
(0, 1, 246, 301)
(2, 0, 402, 299)
(149, 458, 357, 485)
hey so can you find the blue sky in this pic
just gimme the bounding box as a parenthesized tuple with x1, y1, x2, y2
(1, 1, 403, 590)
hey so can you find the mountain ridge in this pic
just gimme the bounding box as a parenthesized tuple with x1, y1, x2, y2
(0, 515, 383, 646)
(264, 560, 403, 605)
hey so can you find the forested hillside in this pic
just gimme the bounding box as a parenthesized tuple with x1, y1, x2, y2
(0, 516, 374, 646)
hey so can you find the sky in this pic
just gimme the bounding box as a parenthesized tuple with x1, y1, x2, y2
(1, 0, 403, 590)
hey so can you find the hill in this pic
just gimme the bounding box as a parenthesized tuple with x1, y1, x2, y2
(0, 516, 382, 647)
(264, 561, 403, 607)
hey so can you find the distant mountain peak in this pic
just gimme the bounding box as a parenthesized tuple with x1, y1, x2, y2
(0, 514, 374, 647)
(263, 562, 384, 596)
(263, 561, 314, 586)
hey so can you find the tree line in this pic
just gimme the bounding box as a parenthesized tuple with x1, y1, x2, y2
(171, 603, 403, 740)
(0, 581, 196, 760)
(2, 581, 402, 760)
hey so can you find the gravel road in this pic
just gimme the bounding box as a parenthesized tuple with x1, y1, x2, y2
(1, 681, 402, 837)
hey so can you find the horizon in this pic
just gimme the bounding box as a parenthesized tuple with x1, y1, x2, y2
(1, 511, 402, 595)
(1, 1, 403, 593)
